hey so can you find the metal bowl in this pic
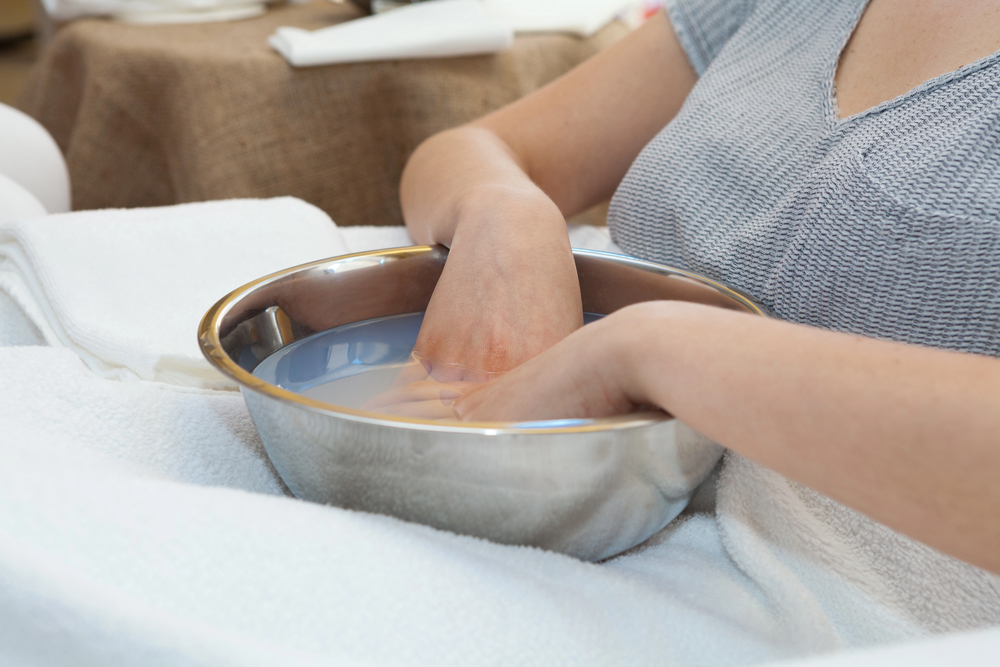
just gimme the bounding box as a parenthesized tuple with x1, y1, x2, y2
(199, 246, 771, 561)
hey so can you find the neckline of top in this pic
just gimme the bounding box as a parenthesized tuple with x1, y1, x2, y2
(825, 0, 1000, 129)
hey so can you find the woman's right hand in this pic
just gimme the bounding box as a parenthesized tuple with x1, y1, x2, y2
(412, 185, 583, 381)
(398, 11, 697, 383)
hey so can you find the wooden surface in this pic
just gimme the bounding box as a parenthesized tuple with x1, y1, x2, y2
(18, 2, 625, 225)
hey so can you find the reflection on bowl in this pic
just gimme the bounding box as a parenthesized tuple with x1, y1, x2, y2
(252, 312, 425, 410)
(252, 311, 606, 416)
(199, 246, 771, 560)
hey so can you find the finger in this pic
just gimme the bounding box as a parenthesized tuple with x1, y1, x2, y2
(362, 381, 444, 410)
(363, 380, 481, 412)
(412, 353, 501, 384)
(385, 357, 435, 389)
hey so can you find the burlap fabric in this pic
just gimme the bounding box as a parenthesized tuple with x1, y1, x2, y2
(18, 2, 624, 225)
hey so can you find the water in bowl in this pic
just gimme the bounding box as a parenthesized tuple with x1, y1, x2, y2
(252, 312, 601, 418)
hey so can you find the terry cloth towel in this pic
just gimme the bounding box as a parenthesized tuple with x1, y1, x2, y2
(2, 225, 999, 665)
(4, 342, 1000, 667)
(0, 429, 783, 667)
(0, 347, 286, 495)
(4, 415, 1000, 667)
(0, 198, 349, 389)
(270, 0, 514, 67)
(482, 0, 636, 37)
(0, 345, 783, 667)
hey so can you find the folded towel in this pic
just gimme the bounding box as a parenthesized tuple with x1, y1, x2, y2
(483, 0, 635, 37)
(40, 0, 264, 22)
(0, 198, 349, 389)
(270, 0, 514, 67)
(112, 3, 266, 24)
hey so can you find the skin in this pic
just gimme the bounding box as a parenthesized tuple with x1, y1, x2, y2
(400, 12, 697, 375)
(400, 2, 1000, 574)
(836, 0, 1000, 117)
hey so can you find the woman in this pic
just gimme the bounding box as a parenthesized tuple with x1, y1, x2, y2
(399, 0, 1000, 640)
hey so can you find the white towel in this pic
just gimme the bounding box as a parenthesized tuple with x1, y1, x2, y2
(0, 347, 286, 495)
(40, 0, 264, 22)
(270, 0, 514, 68)
(483, 0, 636, 37)
(0, 198, 349, 389)
(0, 382, 787, 666)
(112, 3, 266, 24)
(4, 219, 996, 665)
(6, 371, 996, 667)
(714, 453, 1000, 648)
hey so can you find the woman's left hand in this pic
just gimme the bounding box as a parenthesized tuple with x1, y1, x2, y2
(453, 310, 645, 422)
(456, 298, 1000, 576)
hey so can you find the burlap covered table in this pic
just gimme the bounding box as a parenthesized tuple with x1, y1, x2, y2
(18, 2, 625, 225)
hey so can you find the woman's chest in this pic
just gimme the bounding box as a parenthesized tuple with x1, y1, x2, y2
(610, 0, 1000, 353)
(657, 0, 1000, 231)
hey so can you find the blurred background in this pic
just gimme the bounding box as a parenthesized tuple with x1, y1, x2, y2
(1, 0, 659, 223)
(0, 0, 36, 105)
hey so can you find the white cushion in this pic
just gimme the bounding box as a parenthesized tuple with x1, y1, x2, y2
(0, 171, 47, 222)
(0, 103, 70, 214)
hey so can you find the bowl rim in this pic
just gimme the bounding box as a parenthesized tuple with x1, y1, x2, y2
(198, 246, 772, 435)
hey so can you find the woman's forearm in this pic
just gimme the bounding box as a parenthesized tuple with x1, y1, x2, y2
(456, 300, 1000, 571)
(400, 127, 556, 246)
(399, 126, 584, 373)
(400, 10, 697, 247)
(622, 301, 1000, 573)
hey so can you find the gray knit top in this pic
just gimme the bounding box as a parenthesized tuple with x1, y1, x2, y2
(606, 0, 1000, 645)
(608, 0, 1000, 356)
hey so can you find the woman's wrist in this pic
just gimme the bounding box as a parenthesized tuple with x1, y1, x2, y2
(604, 300, 716, 414)
(402, 126, 555, 247)
(445, 182, 568, 249)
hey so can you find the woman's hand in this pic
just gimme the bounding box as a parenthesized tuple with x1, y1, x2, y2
(413, 186, 583, 378)
(453, 307, 644, 422)
(461, 298, 1000, 575)
(399, 13, 697, 379)
(359, 353, 489, 420)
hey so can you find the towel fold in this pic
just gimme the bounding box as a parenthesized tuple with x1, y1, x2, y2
(482, 0, 635, 37)
(0, 198, 349, 389)
(270, 0, 514, 67)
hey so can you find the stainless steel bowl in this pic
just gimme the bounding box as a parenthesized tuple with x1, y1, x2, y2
(199, 246, 771, 561)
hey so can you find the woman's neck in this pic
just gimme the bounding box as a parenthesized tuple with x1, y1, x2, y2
(835, 0, 1000, 119)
